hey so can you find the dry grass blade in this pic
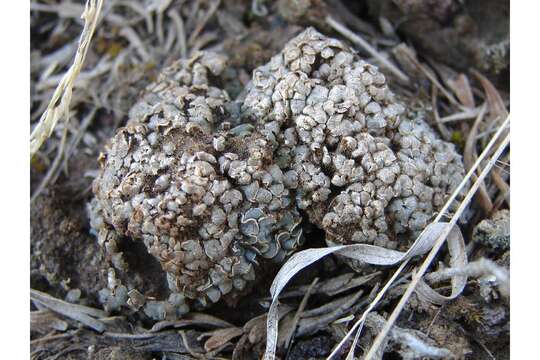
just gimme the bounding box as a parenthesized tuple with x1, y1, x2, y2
(432, 86, 452, 141)
(120, 26, 151, 62)
(188, 0, 221, 46)
(300, 290, 364, 319)
(31, 289, 107, 333)
(447, 73, 475, 108)
(464, 103, 494, 213)
(425, 258, 509, 298)
(30, 0, 104, 156)
(30, 330, 79, 346)
(325, 15, 410, 83)
(202, 327, 244, 352)
(472, 70, 509, 119)
(168, 8, 188, 58)
(30, 124, 69, 204)
(472, 71, 510, 210)
(490, 168, 510, 209)
(295, 289, 366, 337)
(397, 47, 462, 108)
(150, 313, 234, 332)
(30, 1, 85, 18)
(415, 226, 467, 305)
(363, 118, 510, 360)
(274, 272, 381, 299)
(31, 310, 69, 334)
(334, 223, 466, 360)
(264, 220, 466, 359)
(439, 107, 483, 123)
(283, 278, 318, 350)
(333, 261, 409, 360)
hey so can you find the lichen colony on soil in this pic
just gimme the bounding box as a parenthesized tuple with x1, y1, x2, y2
(89, 28, 464, 320)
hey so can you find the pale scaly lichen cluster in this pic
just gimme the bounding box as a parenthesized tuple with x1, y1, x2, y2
(242, 28, 464, 249)
(89, 52, 302, 319)
(473, 209, 510, 251)
(89, 28, 464, 319)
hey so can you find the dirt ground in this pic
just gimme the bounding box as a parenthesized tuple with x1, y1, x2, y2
(30, 0, 509, 359)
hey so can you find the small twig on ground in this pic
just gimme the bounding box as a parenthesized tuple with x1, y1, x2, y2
(30, 1, 85, 18)
(447, 73, 475, 109)
(61, 108, 97, 176)
(297, 289, 366, 338)
(440, 107, 483, 123)
(365, 313, 454, 359)
(326, 0, 376, 36)
(334, 261, 410, 360)
(425, 306, 443, 337)
(31, 309, 69, 333)
(179, 330, 206, 359)
(31, 330, 79, 346)
(120, 26, 152, 62)
(270, 272, 380, 299)
(473, 336, 497, 360)
(472, 70, 509, 120)
(425, 258, 509, 298)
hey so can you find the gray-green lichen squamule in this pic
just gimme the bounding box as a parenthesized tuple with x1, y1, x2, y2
(89, 28, 464, 320)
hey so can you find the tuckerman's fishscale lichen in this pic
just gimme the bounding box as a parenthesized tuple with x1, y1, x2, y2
(241, 28, 464, 250)
(89, 28, 465, 319)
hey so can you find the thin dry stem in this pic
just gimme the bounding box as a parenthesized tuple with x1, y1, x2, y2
(284, 278, 319, 351)
(30, 0, 104, 156)
(325, 15, 410, 83)
(464, 103, 494, 213)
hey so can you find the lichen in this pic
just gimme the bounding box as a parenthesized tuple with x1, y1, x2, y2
(242, 28, 464, 249)
(89, 28, 464, 319)
(89, 52, 302, 319)
(473, 209, 510, 251)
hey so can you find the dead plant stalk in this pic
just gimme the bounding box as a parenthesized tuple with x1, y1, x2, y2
(30, 0, 103, 156)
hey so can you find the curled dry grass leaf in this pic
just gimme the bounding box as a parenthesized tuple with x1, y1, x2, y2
(264, 223, 467, 359)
